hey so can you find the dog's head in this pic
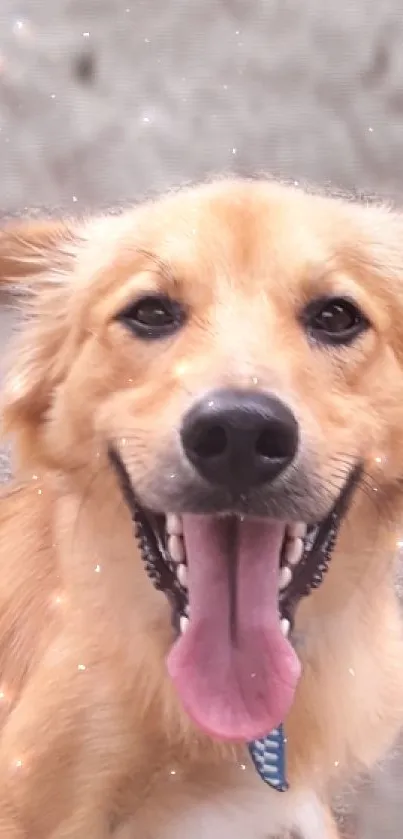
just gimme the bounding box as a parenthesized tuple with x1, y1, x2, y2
(2, 179, 403, 744)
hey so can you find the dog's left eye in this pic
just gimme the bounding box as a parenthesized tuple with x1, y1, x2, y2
(302, 296, 369, 346)
(117, 294, 186, 339)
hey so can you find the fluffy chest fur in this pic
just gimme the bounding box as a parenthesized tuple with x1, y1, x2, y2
(114, 772, 331, 839)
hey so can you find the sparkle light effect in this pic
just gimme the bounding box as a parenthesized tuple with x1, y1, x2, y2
(13, 19, 27, 35)
(174, 360, 191, 378)
(0, 685, 12, 706)
(12, 17, 34, 44)
(51, 591, 65, 608)
(12, 756, 25, 772)
(9, 374, 26, 397)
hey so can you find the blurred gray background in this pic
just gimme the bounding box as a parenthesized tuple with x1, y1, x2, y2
(2, 0, 403, 211)
(1, 1, 403, 836)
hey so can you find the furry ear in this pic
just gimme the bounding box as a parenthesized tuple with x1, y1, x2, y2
(0, 218, 82, 463)
(0, 218, 78, 291)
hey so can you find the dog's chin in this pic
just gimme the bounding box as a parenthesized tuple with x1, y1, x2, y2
(109, 447, 362, 743)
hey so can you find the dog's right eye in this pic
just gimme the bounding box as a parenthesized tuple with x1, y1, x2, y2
(117, 294, 186, 340)
(301, 296, 370, 347)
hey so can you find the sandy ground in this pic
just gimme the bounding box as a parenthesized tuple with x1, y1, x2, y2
(1, 1, 403, 835)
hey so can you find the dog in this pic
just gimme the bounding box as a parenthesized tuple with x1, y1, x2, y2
(0, 177, 402, 838)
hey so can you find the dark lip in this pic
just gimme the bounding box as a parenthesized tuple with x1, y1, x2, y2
(108, 446, 188, 616)
(279, 461, 362, 624)
(108, 445, 363, 631)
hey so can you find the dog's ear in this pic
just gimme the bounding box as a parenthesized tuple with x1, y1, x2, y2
(0, 218, 82, 462)
(0, 218, 78, 290)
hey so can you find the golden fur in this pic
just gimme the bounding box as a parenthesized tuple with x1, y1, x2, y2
(0, 178, 402, 837)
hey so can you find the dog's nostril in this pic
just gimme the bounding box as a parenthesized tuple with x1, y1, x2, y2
(255, 428, 291, 460)
(193, 425, 227, 459)
(256, 429, 276, 459)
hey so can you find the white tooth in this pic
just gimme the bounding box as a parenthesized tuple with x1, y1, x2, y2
(288, 522, 307, 539)
(177, 563, 188, 588)
(281, 618, 290, 638)
(286, 537, 304, 566)
(279, 565, 292, 590)
(168, 534, 185, 564)
(180, 615, 189, 634)
(166, 514, 183, 536)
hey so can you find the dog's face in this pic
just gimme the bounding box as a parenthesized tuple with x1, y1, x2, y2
(3, 179, 403, 745)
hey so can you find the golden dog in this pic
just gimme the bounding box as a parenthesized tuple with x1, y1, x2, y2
(0, 178, 402, 838)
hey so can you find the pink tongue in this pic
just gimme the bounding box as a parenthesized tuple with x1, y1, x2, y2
(167, 515, 301, 742)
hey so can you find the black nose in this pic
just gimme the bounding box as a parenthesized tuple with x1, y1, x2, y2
(180, 388, 299, 491)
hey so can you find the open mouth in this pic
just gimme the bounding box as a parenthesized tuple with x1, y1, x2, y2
(109, 449, 361, 748)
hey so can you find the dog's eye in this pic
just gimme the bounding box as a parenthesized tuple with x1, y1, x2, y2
(117, 295, 186, 339)
(302, 296, 369, 346)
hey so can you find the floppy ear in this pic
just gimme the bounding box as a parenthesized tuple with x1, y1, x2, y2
(0, 218, 77, 289)
(0, 218, 81, 462)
